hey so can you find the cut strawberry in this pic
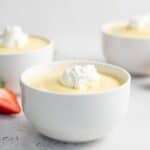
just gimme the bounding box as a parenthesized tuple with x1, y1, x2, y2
(0, 88, 21, 114)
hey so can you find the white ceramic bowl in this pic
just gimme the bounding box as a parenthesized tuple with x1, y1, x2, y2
(21, 61, 131, 142)
(102, 22, 150, 75)
(0, 37, 54, 92)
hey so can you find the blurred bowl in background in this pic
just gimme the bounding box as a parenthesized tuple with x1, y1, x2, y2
(0, 36, 54, 93)
(102, 22, 150, 75)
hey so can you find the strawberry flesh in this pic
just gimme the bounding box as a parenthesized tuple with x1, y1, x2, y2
(0, 89, 21, 114)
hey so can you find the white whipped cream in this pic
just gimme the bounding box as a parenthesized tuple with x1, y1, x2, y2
(59, 65, 101, 90)
(128, 15, 150, 30)
(0, 26, 28, 48)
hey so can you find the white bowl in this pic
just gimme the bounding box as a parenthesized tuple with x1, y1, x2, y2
(0, 37, 54, 92)
(102, 22, 150, 75)
(21, 61, 131, 142)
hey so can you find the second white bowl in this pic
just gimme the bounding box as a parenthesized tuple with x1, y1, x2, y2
(0, 37, 54, 92)
(102, 22, 150, 75)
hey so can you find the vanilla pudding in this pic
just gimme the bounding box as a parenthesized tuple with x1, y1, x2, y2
(0, 25, 54, 92)
(0, 26, 49, 53)
(26, 64, 123, 93)
(21, 61, 130, 142)
(0, 36, 49, 53)
(107, 15, 150, 37)
(102, 15, 150, 75)
(108, 23, 150, 37)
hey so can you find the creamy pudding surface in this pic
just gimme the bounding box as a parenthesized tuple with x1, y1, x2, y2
(26, 65, 123, 93)
(107, 15, 150, 37)
(0, 36, 49, 53)
(0, 26, 49, 54)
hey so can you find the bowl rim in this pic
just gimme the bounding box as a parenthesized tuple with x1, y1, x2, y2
(101, 21, 150, 40)
(0, 35, 54, 56)
(20, 60, 131, 96)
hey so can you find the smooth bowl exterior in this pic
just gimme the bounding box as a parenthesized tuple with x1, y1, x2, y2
(21, 61, 131, 142)
(0, 39, 54, 93)
(102, 23, 150, 75)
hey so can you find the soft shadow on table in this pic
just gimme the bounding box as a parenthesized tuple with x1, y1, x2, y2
(35, 134, 106, 150)
(20, 122, 107, 150)
(132, 74, 150, 90)
(0, 113, 23, 120)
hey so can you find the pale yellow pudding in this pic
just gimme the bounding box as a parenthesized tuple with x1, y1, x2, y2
(107, 23, 150, 37)
(0, 26, 49, 54)
(0, 36, 49, 54)
(27, 66, 123, 93)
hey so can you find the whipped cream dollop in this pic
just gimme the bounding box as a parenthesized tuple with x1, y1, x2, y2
(59, 65, 101, 90)
(127, 15, 150, 30)
(0, 26, 28, 48)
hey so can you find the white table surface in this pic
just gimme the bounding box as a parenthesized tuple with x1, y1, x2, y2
(1, 69, 150, 149)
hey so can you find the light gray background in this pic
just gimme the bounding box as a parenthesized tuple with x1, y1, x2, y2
(1, 1, 150, 149)
(0, 0, 149, 60)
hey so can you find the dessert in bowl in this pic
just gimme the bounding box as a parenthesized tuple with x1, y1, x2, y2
(21, 61, 131, 142)
(0, 26, 54, 92)
(102, 15, 150, 75)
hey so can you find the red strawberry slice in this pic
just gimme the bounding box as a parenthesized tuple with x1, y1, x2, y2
(0, 89, 21, 114)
